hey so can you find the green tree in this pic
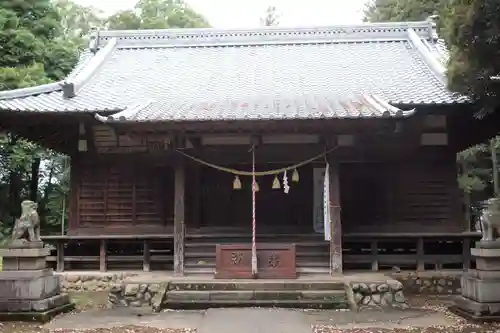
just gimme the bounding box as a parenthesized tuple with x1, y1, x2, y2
(260, 5, 280, 26)
(0, 0, 77, 237)
(442, 0, 500, 113)
(106, 0, 210, 30)
(363, 0, 443, 22)
(52, 0, 104, 43)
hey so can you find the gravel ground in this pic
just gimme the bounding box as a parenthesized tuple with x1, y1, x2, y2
(312, 295, 500, 333)
(2, 294, 500, 333)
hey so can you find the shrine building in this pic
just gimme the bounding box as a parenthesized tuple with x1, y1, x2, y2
(0, 21, 498, 278)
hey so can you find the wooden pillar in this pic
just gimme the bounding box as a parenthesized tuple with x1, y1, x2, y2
(99, 239, 107, 272)
(143, 240, 151, 272)
(462, 237, 471, 270)
(416, 237, 425, 271)
(174, 163, 186, 276)
(191, 165, 202, 228)
(56, 240, 65, 272)
(371, 240, 379, 271)
(328, 162, 343, 274)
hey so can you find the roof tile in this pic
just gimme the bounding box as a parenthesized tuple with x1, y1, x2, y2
(0, 22, 460, 121)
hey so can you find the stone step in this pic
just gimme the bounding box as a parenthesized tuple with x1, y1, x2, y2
(162, 299, 349, 309)
(168, 280, 345, 291)
(184, 267, 214, 274)
(297, 267, 330, 274)
(162, 290, 349, 310)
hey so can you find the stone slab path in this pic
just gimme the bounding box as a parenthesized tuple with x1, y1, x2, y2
(45, 307, 458, 333)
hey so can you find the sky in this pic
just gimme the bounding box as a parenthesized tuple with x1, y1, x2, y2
(73, 0, 367, 28)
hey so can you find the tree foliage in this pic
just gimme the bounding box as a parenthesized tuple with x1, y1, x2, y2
(0, 0, 78, 88)
(53, 0, 104, 42)
(363, 0, 443, 22)
(442, 0, 500, 112)
(260, 6, 280, 27)
(106, 0, 210, 30)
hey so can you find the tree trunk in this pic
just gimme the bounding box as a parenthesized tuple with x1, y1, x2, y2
(30, 157, 41, 202)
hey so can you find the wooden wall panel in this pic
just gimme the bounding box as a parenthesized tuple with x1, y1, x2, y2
(340, 151, 463, 233)
(75, 160, 173, 232)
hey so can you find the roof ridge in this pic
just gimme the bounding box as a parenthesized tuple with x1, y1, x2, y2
(61, 38, 117, 98)
(96, 21, 434, 48)
(0, 82, 63, 101)
(407, 28, 447, 85)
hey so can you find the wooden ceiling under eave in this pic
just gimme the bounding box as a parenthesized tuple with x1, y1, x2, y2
(0, 111, 83, 155)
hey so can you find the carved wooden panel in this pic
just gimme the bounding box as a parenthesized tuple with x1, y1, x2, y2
(215, 243, 296, 279)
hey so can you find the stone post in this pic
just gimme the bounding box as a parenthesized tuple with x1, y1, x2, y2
(451, 198, 500, 320)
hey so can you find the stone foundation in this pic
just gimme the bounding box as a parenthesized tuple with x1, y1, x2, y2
(55, 270, 463, 297)
(346, 280, 407, 310)
(56, 272, 139, 292)
(391, 271, 462, 295)
(108, 283, 162, 307)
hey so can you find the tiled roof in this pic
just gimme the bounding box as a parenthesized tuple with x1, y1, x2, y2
(0, 21, 460, 121)
(95, 95, 415, 122)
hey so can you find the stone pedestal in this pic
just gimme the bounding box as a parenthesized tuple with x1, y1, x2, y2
(0, 245, 74, 322)
(451, 247, 500, 321)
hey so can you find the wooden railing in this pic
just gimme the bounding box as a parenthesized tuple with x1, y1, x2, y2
(41, 232, 481, 273)
(41, 234, 174, 272)
(342, 232, 481, 271)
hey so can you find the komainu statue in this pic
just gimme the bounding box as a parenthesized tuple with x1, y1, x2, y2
(480, 198, 500, 243)
(10, 200, 41, 247)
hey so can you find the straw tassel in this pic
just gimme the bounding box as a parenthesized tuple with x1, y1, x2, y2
(272, 175, 281, 189)
(233, 175, 242, 189)
(292, 168, 300, 182)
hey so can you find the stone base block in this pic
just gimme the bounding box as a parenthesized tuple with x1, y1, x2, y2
(466, 269, 500, 280)
(0, 302, 75, 323)
(471, 248, 500, 271)
(451, 295, 500, 321)
(461, 275, 500, 303)
(0, 247, 50, 271)
(0, 272, 60, 300)
(0, 293, 70, 312)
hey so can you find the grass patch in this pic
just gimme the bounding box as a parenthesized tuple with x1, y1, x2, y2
(69, 291, 110, 311)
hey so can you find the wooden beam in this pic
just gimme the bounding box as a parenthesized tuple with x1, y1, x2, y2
(328, 161, 343, 274)
(173, 162, 186, 276)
